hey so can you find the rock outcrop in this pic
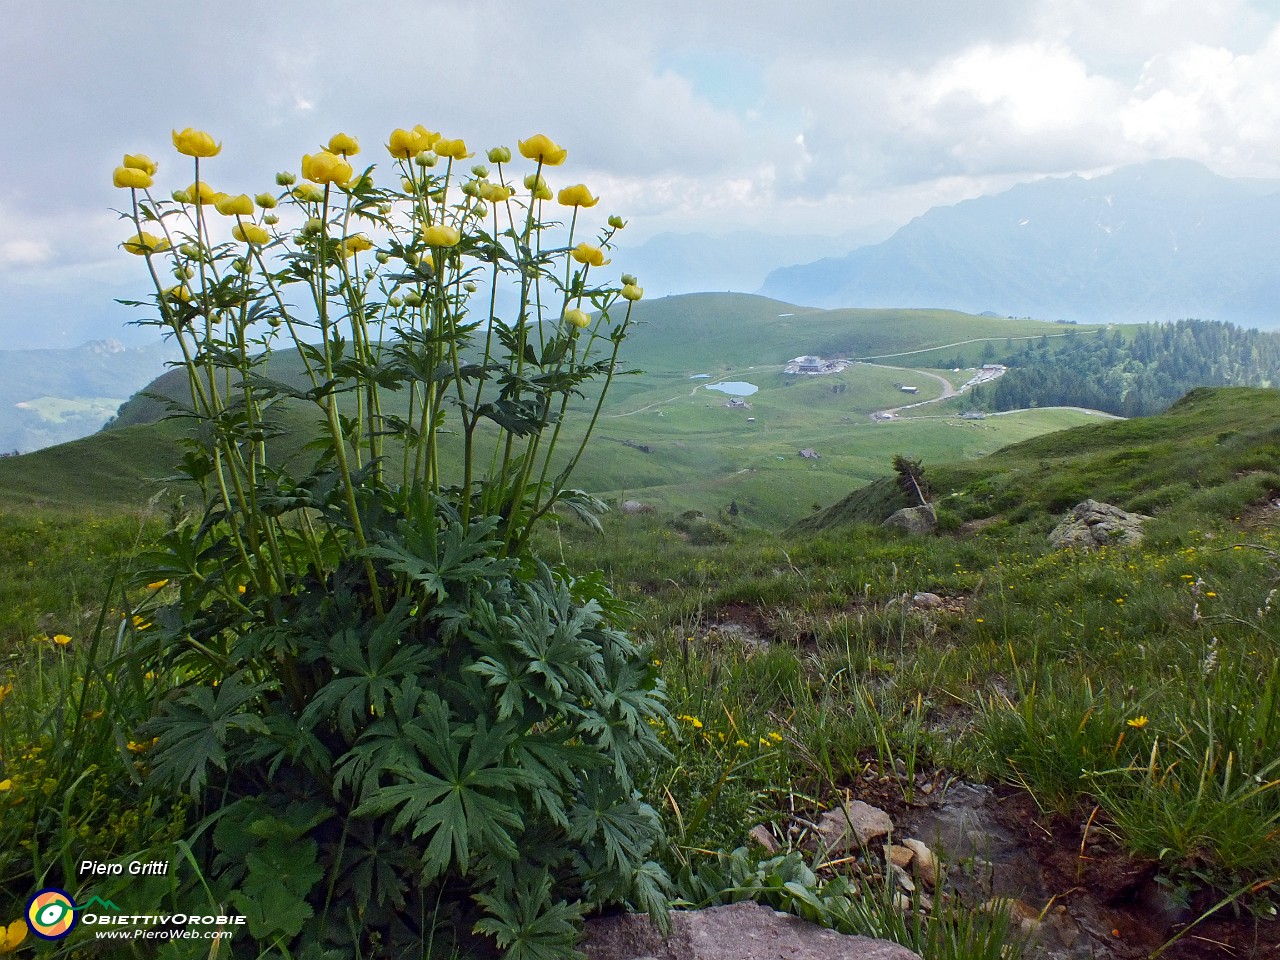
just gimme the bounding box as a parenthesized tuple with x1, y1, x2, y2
(1049, 500, 1149, 551)
(581, 900, 922, 960)
(882, 504, 937, 536)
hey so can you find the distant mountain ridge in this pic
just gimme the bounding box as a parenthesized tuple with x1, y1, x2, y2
(0, 339, 177, 454)
(760, 159, 1280, 328)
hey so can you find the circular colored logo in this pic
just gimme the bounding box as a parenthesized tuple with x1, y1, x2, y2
(26, 888, 77, 940)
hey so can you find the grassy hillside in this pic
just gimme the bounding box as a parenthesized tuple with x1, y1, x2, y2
(21, 295, 1107, 524)
(797, 386, 1280, 534)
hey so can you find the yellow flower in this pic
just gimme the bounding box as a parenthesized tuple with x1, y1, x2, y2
(147, 580, 170, 590)
(181, 181, 220, 205)
(487, 146, 512, 164)
(1126, 715, 1149, 729)
(123, 153, 158, 175)
(254, 192, 277, 209)
(0, 780, 12, 792)
(113, 166, 153, 189)
(479, 181, 513, 203)
(342, 234, 374, 257)
(171, 128, 222, 158)
(237, 584, 247, 595)
(571, 243, 610, 267)
(301, 151, 353, 185)
(52, 634, 71, 646)
(126, 738, 158, 754)
(214, 193, 254, 216)
(0, 683, 11, 704)
(735, 739, 749, 748)
(132, 615, 152, 630)
(621, 283, 644, 302)
(434, 137, 473, 160)
(421, 224, 461, 247)
(163, 285, 192, 302)
(524, 173, 553, 201)
(0, 920, 27, 954)
(518, 134, 568, 166)
(232, 223, 270, 245)
(387, 125, 439, 158)
(769, 732, 784, 742)
(676, 715, 703, 729)
(557, 183, 598, 208)
(122, 232, 171, 256)
(327, 132, 360, 156)
(563, 308, 591, 329)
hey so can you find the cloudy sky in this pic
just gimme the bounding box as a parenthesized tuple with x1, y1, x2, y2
(3, 0, 1280, 348)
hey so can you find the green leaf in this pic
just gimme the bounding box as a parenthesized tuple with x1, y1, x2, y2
(142, 671, 270, 794)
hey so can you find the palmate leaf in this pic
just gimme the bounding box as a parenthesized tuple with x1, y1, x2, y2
(364, 512, 506, 604)
(297, 599, 433, 739)
(352, 692, 535, 881)
(567, 771, 659, 876)
(142, 671, 270, 794)
(472, 869, 586, 960)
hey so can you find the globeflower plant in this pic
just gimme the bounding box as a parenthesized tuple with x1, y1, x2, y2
(114, 126, 665, 959)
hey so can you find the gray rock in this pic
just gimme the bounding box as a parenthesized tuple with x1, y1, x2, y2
(812, 800, 894, 854)
(1049, 499, 1150, 551)
(581, 900, 923, 960)
(883, 504, 937, 536)
(621, 499, 654, 514)
(748, 824, 780, 853)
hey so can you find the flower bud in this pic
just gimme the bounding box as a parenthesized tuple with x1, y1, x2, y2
(608, 215, 626, 229)
(470, 165, 489, 179)
(487, 146, 511, 164)
(171, 188, 193, 204)
(255, 193, 277, 209)
(233, 258, 250, 274)
(304, 217, 324, 234)
(181, 243, 201, 258)
(403, 290, 422, 307)
(473, 202, 488, 218)
(363, 267, 375, 280)
(523, 173, 552, 201)
(293, 183, 325, 202)
(388, 296, 403, 307)
(461, 180, 480, 199)
(463, 281, 477, 293)
(233, 223, 270, 245)
(621, 273, 638, 286)
(376, 251, 390, 264)
(403, 252, 418, 266)
(415, 151, 437, 168)
(621, 283, 644, 301)
(564, 307, 591, 329)
(263, 213, 279, 225)
(377, 202, 393, 215)
(276, 171, 297, 186)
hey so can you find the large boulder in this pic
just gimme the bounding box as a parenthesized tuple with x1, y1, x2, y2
(882, 504, 936, 536)
(1049, 500, 1150, 551)
(581, 900, 922, 960)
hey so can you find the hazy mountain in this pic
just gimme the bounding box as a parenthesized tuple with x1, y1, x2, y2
(760, 159, 1280, 328)
(0, 339, 178, 454)
(614, 225, 895, 298)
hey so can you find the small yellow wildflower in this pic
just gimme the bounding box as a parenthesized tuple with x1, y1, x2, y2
(735, 739, 749, 748)
(0, 780, 12, 792)
(769, 732, 783, 743)
(1205, 591, 1217, 598)
(0, 918, 27, 953)
(0, 684, 11, 704)
(677, 715, 703, 729)
(1126, 715, 1149, 729)
(52, 634, 71, 646)
(132, 615, 151, 630)
(758, 737, 770, 747)
(126, 738, 158, 754)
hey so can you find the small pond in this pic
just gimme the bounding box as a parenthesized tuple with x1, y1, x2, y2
(705, 381, 759, 396)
